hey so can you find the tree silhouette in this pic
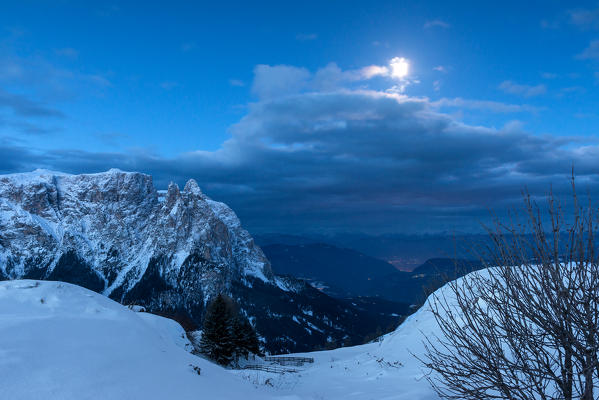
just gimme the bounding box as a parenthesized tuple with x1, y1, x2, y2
(421, 179, 599, 400)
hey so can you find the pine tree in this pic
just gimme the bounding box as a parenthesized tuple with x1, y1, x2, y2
(232, 316, 261, 359)
(242, 318, 261, 356)
(199, 294, 236, 365)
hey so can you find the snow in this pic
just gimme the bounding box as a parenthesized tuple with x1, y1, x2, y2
(136, 312, 193, 352)
(0, 280, 274, 400)
(0, 278, 448, 399)
(0, 169, 71, 186)
(233, 286, 447, 400)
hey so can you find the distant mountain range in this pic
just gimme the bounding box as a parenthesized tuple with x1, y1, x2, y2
(261, 241, 481, 305)
(256, 232, 488, 271)
(261, 243, 398, 298)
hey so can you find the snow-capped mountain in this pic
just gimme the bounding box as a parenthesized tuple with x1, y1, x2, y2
(0, 168, 271, 298)
(0, 169, 399, 352)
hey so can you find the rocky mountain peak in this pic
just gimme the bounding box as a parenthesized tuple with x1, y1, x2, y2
(0, 169, 272, 293)
(183, 179, 203, 197)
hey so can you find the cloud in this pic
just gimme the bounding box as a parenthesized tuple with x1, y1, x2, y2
(433, 97, 541, 113)
(498, 80, 547, 97)
(540, 19, 561, 29)
(372, 41, 389, 48)
(541, 72, 558, 79)
(0, 44, 111, 137)
(180, 42, 197, 52)
(54, 48, 79, 59)
(159, 81, 179, 90)
(251, 64, 311, 99)
(0, 89, 64, 117)
(229, 79, 245, 87)
(360, 65, 390, 79)
(296, 33, 318, 41)
(1, 80, 592, 233)
(2, 61, 596, 234)
(94, 131, 129, 146)
(577, 40, 599, 60)
(251, 60, 415, 100)
(433, 66, 447, 73)
(569, 7, 599, 30)
(560, 86, 586, 95)
(424, 19, 451, 29)
(0, 118, 57, 135)
(0, 52, 111, 99)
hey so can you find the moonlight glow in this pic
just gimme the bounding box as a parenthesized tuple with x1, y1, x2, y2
(390, 57, 409, 79)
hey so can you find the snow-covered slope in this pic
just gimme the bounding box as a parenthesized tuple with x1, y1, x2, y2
(0, 280, 275, 400)
(0, 169, 400, 353)
(236, 295, 441, 400)
(0, 278, 444, 399)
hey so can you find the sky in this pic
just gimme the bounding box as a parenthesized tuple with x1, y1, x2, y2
(1, 0, 599, 234)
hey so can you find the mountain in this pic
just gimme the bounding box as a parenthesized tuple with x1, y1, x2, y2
(255, 232, 487, 271)
(365, 257, 481, 304)
(262, 243, 399, 297)
(261, 242, 480, 306)
(411, 257, 481, 276)
(0, 169, 399, 353)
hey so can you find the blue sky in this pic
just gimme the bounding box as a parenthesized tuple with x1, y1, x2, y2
(1, 1, 599, 233)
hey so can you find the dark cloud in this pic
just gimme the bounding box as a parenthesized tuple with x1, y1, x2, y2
(2, 86, 598, 234)
(0, 88, 63, 135)
(0, 44, 112, 136)
(0, 89, 64, 118)
(0, 52, 111, 102)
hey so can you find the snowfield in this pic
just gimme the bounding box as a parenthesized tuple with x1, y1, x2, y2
(0, 280, 272, 400)
(235, 307, 439, 400)
(0, 279, 440, 400)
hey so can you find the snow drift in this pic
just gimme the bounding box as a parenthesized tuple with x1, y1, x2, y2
(0, 277, 448, 399)
(0, 280, 275, 400)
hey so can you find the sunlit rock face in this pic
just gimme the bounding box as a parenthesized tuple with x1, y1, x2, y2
(0, 169, 396, 353)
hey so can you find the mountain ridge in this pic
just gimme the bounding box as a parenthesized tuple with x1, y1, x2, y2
(0, 169, 400, 353)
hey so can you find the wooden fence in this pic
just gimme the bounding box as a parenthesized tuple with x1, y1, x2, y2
(242, 364, 298, 373)
(263, 356, 314, 366)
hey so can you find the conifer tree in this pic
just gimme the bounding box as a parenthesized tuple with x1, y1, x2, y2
(232, 316, 261, 359)
(199, 294, 235, 365)
(241, 318, 261, 356)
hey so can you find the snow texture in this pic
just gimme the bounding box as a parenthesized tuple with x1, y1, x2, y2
(0, 280, 275, 400)
(0, 278, 447, 399)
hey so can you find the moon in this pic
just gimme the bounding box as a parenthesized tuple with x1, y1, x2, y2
(390, 57, 409, 79)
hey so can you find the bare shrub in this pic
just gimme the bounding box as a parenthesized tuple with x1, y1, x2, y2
(420, 178, 599, 400)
